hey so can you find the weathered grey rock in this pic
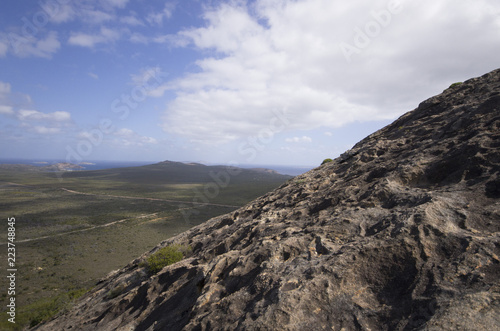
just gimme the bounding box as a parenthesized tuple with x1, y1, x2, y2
(34, 69, 500, 330)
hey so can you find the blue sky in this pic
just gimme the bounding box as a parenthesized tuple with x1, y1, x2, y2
(1, 0, 499, 167)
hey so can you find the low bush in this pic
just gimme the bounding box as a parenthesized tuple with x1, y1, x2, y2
(141, 245, 190, 274)
(321, 158, 333, 165)
(0, 288, 89, 330)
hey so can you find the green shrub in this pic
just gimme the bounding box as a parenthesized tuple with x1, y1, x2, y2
(449, 82, 463, 88)
(321, 158, 333, 165)
(0, 288, 89, 330)
(141, 245, 188, 274)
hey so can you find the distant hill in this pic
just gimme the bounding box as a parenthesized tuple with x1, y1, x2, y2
(0, 160, 293, 208)
(35, 69, 500, 331)
(59, 160, 292, 187)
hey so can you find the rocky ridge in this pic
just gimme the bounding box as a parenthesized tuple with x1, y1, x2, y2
(35, 69, 500, 330)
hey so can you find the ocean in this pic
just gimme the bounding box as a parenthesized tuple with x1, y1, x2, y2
(0, 159, 154, 171)
(240, 164, 314, 176)
(0, 159, 313, 176)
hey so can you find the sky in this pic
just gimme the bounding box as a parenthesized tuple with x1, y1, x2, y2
(0, 0, 499, 167)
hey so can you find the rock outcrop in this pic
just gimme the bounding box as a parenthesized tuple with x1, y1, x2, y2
(34, 69, 500, 330)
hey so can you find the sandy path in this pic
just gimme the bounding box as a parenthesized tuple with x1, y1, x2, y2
(0, 185, 240, 244)
(60, 188, 241, 208)
(5, 213, 159, 244)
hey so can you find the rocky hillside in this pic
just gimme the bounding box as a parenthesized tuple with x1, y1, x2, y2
(34, 69, 500, 330)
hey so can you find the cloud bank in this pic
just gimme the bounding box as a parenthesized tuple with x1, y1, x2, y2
(161, 0, 500, 145)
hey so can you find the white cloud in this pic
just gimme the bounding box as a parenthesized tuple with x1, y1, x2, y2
(121, 15, 144, 26)
(146, 2, 176, 26)
(104, 0, 129, 9)
(152, 34, 182, 45)
(0, 105, 14, 115)
(163, 2, 175, 19)
(0, 83, 71, 140)
(129, 32, 185, 47)
(68, 27, 121, 48)
(161, 0, 500, 146)
(130, 67, 161, 85)
(68, 33, 99, 47)
(129, 67, 169, 98)
(0, 82, 30, 117)
(115, 128, 134, 136)
(88, 72, 99, 80)
(0, 82, 22, 116)
(17, 109, 71, 122)
(140, 136, 158, 144)
(33, 126, 61, 134)
(82, 9, 115, 24)
(130, 33, 148, 44)
(40, 2, 76, 23)
(16, 109, 71, 137)
(5, 31, 60, 58)
(0, 39, 8, 57)
(146, 13, 164, 26)
(147, 84, 170, 98)
(40, 2, 124, 24)
(100, 27, 120, 40)
(0, 81, 11, 95)
(36, 32, 62, 56)
(112, 128, 158, 146)
(286, 136, 312, 143)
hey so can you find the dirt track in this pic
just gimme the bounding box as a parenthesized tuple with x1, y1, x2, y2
(7, 213, 159, 244)
(0, 186, 240, 244)
(61, 188, 240, 208)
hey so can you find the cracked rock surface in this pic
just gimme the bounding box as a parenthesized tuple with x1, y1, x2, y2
(34, 69, 500, 330)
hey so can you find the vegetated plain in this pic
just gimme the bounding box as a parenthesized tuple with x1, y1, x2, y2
(0, 161, 292, 329)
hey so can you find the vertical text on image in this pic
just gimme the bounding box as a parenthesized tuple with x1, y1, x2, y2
(6, 217, 17, 324)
